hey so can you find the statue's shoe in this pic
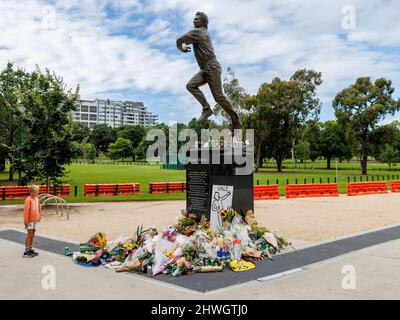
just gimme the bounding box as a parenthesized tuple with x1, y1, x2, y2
(198, 108, 213, 123)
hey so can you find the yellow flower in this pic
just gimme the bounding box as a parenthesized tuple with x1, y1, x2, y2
(164, 249, 174, 258)
(219, 210, 227, 219)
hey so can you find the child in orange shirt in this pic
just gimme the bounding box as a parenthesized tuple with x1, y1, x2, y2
(23, 185, 41, 258)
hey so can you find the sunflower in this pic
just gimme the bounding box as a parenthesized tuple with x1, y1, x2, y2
(219, 209, 227, 219)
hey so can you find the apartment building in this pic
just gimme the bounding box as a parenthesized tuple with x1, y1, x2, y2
(72, 99, 158, 128)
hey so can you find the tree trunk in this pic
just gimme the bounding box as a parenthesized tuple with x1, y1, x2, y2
(360, 143, 368, 175)
(255, 142, 262, 173)
(8, 165, 14, 182)
(291, 139, 295, 166)
(276, 153, 283, 173)
(327, 156, 331, 169)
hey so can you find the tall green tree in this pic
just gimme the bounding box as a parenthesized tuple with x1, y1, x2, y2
(18, 67, 79, 186)
(295, 140, 311, 165)
(301, 120, 321, 162)
(333, 77, 400, 174)
(0, 62, 28, 181)
(89, 124, 117, 154)
(318, 121, 352, 169)
(81, 138, 96, 162)
(246, 69, 322, 172)
(214, 68, 247, 127)
(377, 144, 400, 169)
(369, 123, 399, 160)
(71, 122, 91, 143)
(117, 125, 145, 148)
(108, 137, 134, 160)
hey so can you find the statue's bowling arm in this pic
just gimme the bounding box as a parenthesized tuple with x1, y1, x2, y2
(176, 30, 200, 52)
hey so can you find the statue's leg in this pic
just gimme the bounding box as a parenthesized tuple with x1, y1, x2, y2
(186, 71, 210, 109)
(187, 71, 214, 122)
(205, 67, 242, 129)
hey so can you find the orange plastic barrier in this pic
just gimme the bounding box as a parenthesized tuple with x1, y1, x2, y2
(286, 183, 339, 199)
(1, 185, 71, 201)
(148, 182, 186, 194)
(84, 183, 140, 197)
(253, 185, 279, 200)
(391, 180, 400, 193)
(347, 182, 388, 196)
(0, 186, 29, 200)
(38, 185, 71, 198)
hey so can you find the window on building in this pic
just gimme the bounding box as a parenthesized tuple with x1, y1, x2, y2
(81, 114, 88, 120)
(90, 106, 97, 113)
(81, 106, 88, 112)
(90, 114, 97, 121)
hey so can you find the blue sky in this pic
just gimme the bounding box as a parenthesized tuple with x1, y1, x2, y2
(1, 0, 400, 124)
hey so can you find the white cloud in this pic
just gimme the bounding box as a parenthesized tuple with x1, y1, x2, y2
(0, 0, 399, 123)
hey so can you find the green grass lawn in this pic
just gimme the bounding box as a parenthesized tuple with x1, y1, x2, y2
(1, 160, 399, 204)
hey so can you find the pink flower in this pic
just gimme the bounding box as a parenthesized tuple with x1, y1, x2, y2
(184, 261, 191, 269)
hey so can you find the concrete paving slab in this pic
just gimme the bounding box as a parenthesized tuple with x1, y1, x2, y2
(2, 238, 400, 299)
(2, 225, 400, 295)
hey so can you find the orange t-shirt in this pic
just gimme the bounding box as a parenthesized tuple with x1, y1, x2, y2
(24, 196, 41, 224)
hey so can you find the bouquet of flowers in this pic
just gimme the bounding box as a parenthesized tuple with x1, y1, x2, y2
(81, 232, 107, 249)
(170, 257, 192, 277)
(175, 214, 197, 236)
(199, 215, 210, 230)
(161, 228, 177, 243)
(132, 225, 150, 246)
(218, 208, 237, 229)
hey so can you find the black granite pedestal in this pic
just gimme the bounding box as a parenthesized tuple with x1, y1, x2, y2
(186, 148, 254, 221)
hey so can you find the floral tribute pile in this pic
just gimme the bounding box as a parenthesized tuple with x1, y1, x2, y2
(71, 209, 293, 276)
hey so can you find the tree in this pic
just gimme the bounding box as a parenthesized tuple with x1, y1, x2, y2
(187, 118, 210, 138)
(81, 138, 96, 162)
(134, 123, 171, 162)
(0, 62, 28, 181)
(318, 121, 352, 169)
(18, 67, 79, 187)
(134, 139, 148, 161)
(214, 68, 247, 127)
(89, 124, 117, 154)
(0, 143, 7, 172)
(369, 122, 398, 160)
(246, 69, 322, 172)
(71, 122, 91, 143)
(108, 137, 134, 160)
(117, 125, 145, 149)
(301, 120, 321, 162)
(295, 140, 311, 165)
(378, 144, 400, 169)
(333, 77, 400, 174)
(243, 96, 269, 171)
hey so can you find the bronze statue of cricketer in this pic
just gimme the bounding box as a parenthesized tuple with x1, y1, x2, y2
(177, 12, 242, 129)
